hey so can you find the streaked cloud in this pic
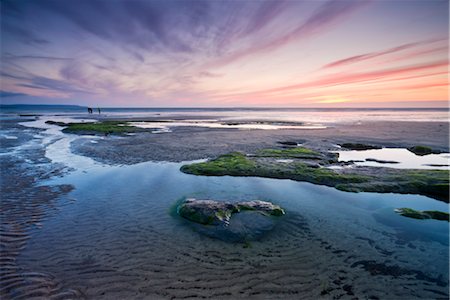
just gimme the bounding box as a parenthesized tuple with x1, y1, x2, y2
(322, 39, 446, 69)
(0, 90, 29, 97)
(0, 0, 448, 107)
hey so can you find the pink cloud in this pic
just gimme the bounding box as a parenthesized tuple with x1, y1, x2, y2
(397, 82, 449, 90)
(207, 60, 448, 103)
(206, 0, 370, 69)
(322, 39, 446, 69)
(264, 60, 448, 94)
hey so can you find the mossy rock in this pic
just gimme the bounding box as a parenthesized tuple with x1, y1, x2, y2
(62, 121, 143, 135)
(407, 145, 438, 156)
(180, 152, 258, 176)
(395, 208, 449, 222)
(178, 198, 285, 226)
(181, 149, 449, 202)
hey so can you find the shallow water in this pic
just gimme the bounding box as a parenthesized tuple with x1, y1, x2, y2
(336, 148, 450, 169)
(129, 120, 326, 131)
(21, 159, 449, 299)
(3, 117, 449, 299)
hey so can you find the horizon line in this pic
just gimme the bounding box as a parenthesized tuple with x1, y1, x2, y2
(1, 104, 449, 110)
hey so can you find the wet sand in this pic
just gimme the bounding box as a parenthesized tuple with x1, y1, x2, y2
(71, 119, 449, 164)
(0, 120, 80, 299)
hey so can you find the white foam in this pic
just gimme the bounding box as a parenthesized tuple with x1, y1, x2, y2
(152, 128, 172, 133)
(276, 159, 294, 163)
(1, 135, 18, 139)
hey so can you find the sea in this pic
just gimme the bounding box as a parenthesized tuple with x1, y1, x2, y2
(1, 104, 449, 124)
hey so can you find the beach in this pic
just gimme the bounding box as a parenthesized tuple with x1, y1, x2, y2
(0, 108, 449, 299)
(2, 0, 449, 298)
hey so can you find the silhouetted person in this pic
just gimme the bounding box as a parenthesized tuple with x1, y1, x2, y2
(87, 107, 93, 114)
(98, 107, 101, 114)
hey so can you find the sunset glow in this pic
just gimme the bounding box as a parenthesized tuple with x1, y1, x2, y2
(1, 0, 448, 107)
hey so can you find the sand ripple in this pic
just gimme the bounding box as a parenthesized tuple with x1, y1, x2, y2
(0, 121, 81, 299)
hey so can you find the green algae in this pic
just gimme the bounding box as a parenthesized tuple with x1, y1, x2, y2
(180, 152, 258, 176)
(62, 121, 142, 135)
(256, 147, 320, 158)
(181, 152, 370, 190)
(293, 163, 370, 185)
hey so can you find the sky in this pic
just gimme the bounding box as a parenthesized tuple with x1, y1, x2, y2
(0, 0, 448, 107)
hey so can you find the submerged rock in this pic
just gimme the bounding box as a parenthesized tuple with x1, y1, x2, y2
(178, 198, 284, 225)
(177, 199, 285, 242)
(178, 199, 237, 225)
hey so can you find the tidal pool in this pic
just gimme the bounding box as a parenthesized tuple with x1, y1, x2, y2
(335, 148, 450, 169)
(18, 157, 448, 299)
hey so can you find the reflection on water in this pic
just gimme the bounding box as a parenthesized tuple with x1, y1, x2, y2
(129, 120, 326, 131)
(21, 159, 449, 299)
(4, 107, 448, 123)
(335, 148, 450, 169)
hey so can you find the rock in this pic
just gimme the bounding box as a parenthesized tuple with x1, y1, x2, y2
(395, 208, 449, 222)
(178, 199, 237, 225)
(177, 199, 285, 242)
(45, 120, 68, 126)
(277, 141, 299, 146)
(19, 114, 42, 117)
(365, 158, 399, 164)
(178, 198, 285, 226)
(237, 200, 285, 216)
(407, 145, 439, 156)
(340, 143, 382, 150)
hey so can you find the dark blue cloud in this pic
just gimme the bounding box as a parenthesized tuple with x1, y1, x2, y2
(28, 76, 94, 94)
(0, 90, 29, 97)
(3, 53, 72, 61)
(1, 0, 294, 55)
